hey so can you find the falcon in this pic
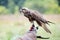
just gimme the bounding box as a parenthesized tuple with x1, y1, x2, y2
(19, 7, 54, 34)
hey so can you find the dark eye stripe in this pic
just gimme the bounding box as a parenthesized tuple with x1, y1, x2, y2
(22, 9, 26, 10)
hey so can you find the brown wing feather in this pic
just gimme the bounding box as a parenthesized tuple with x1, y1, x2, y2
(30, 11, 47, 23)
(30, 11, 51, 33)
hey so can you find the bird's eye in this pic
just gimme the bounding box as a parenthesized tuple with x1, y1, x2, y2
(22, 9, 26, 11)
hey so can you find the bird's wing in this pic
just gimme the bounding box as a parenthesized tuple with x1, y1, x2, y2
(30, 11, 51, 33)
(30, 11, 47, 23)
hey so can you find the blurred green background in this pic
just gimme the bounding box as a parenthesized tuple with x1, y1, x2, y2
(0, 0, 60, 40)
(0, 0, 60, 14)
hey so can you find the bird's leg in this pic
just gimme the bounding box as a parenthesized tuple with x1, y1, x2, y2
(31, 21, 35, 28)
(32, 21, 34, 26)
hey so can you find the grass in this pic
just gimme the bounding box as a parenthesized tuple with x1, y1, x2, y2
(0, 14, 60, 40)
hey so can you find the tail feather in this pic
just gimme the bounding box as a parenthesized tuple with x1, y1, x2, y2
(36, 20, 42, 26)
(36, 20, 51, 34)
(47, 21, 55, 24)
(42, 22, 51, 34)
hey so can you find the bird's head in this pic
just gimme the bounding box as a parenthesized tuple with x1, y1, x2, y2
(19, 7, 30, 14)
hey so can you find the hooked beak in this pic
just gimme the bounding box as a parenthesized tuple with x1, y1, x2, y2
(19, 7, 23, 13)
(19, 9, 22, 13)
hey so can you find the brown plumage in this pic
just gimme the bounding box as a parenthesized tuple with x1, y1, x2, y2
(20, 7, 54, 34)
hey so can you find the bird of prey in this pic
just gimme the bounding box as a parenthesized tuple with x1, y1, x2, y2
(19, 7, 54, 34)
